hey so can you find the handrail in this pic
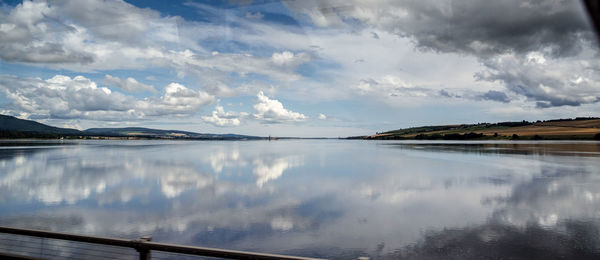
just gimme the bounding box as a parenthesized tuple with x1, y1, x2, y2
(0, 226, 325, 260)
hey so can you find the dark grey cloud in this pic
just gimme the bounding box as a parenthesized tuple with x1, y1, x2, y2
(438, 88, 511, 103)
(0, 43, 94, 64)
(288, 0, 596, 58)
(396, 0, 594, 58)
(439, 89, 452, 98)
(479, 90, 510, 103)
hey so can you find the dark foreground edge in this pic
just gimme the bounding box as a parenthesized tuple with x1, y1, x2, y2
(0, 226, 325, 260)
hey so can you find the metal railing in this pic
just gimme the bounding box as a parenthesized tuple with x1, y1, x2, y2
(0, 226, 325, 260)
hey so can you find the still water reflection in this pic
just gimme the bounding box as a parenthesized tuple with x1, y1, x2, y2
(1, 140, 599, 259)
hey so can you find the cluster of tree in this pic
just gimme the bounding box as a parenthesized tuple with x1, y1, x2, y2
(415, 132, 485, 140)
(382, 120, 536, 136)
(383, 125, 458, 135)
(541, 117, 600, 123)
(0, 130, 78, 139)
(496, 120, 531, 127)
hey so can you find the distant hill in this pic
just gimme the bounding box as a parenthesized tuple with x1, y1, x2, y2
(0, 114, 262, 140)
(355, 117, 600, 140)
(84, 127, 260, 140)
(0, 115, 81, 135)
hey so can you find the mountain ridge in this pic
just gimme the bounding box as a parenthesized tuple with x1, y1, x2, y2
(0, 114, 261, 140)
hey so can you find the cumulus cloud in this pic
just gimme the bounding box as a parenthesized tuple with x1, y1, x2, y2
(202, 106, 248, 127)
(104, 75, 156, 93)
(318, 113, 327, 120)
(148, 83, 215, 116)
(0, 74, 214, 120)
(253, 91, 307, 123)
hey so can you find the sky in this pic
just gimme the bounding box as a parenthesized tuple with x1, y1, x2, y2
(0, 0, 598, 137)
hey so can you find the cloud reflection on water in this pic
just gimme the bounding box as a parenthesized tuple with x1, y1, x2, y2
(0, 140, 599, 258)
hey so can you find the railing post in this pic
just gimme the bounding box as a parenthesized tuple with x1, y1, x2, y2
(137, 236, 152, 260)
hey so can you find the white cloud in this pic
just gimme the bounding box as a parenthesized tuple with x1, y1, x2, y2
(0, 74, 214, 120)
(104, 74, 156, 93)
(318, 113, 327, 120)
(147, 83, 215, 116)
(202, 106, 248, 127)
(253, 91, 307, 123)
(271, 51, 310, 67)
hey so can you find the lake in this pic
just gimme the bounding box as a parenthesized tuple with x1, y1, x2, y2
(1, 140, 600, 259)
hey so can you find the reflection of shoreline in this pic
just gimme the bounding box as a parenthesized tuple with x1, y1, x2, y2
(388, 142, 600, 157)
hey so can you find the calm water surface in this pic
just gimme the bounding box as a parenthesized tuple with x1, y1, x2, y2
(1, 140, 600, 259)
